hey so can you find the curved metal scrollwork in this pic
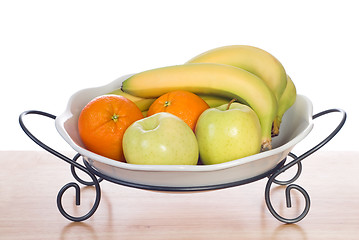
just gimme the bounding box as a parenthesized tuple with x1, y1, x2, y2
(20, 108, 346, 223)
(70, 153, 103, 186)
(265, 108, 346, 223)
(272, 153, 302, 186)
(19, 110, 102, 222)
(265, 153, 310, 224)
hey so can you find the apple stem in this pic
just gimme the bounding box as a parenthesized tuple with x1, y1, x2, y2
(226, 99, 236, 110)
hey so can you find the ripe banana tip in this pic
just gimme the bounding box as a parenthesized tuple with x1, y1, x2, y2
(261, 139, 272, 152)
(271, 118, 281, 137)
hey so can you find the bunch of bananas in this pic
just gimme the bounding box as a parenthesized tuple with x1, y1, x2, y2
(109, 45, 297, 151)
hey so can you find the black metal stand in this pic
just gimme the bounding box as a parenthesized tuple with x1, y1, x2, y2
(19, 108, 346, 223)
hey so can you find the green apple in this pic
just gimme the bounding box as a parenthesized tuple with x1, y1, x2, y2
(123, 112, 199, 165)
(195, 102, 262, 165)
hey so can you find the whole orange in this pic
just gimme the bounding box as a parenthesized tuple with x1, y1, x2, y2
(78, 95, 143, 162)
(147, 90, 210, 131)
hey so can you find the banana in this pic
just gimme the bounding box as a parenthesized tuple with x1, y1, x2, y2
(108, 88, 228, 110)
(272, 75, 297, 136)
(198, 94, 231, 108)
(142, 110, 148, 117)
(107, 88, 156, 113)
(121, 63, 277, 150)
(186, 45, 287, 102)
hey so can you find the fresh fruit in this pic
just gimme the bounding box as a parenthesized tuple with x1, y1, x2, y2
(195, 100, 262, 165)
(272, 75, 297, 136)
(78, 95, 143, 162)
(109, 88, 230, 113)
(121, 63, 277, 150)
(123, 112, 199, 165)
(147, 90, 210, 131)
(186, 45, 287, 102)
(198, 94, 231, 108)
(107, 88, 156, 113)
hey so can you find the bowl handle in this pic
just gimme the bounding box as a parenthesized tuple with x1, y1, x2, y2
(307, 108, 347, 156)
(19, 110, 102, 222)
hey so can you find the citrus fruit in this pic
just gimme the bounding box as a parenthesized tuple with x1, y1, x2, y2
(78, 95, 143, 162)
(147, 90, 210, 131)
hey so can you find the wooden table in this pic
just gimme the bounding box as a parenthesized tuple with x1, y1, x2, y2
(1, 151, 358, 239)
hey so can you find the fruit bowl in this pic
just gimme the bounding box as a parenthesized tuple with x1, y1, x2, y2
(55, 74, 314, 189)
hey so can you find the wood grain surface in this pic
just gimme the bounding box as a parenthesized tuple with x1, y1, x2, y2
(1, 151, 358, 240)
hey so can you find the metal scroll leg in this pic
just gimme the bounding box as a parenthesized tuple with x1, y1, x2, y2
(264, 108, 346, 224)
(265, 153, 311, 224)
(19, 110, 102, 222)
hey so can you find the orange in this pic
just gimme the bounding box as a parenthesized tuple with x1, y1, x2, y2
(147, 90, 210, 131)
(78, 95, 143, 162)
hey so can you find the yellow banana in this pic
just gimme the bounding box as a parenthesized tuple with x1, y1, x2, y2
(186, 45, 287, 102)
(272, 75, 297, 136)
(121, 63, 277, 150)
(109, 88, 229, 117)
(198, 94, 231, 108)
(108, 88, 228, 111)
(107, 88, 156, 113)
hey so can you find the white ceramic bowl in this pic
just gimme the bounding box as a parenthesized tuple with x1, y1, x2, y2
(55, 74, 314, 189)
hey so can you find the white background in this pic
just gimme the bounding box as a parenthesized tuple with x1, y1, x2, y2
(1, 0, 357, 152)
